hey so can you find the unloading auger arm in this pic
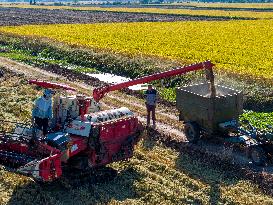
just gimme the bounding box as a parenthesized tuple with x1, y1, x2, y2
(93, 60, 215, 102)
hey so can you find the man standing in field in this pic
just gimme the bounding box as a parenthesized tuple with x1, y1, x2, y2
(144, 84, 157, 128)
(32, 89, 53, 137)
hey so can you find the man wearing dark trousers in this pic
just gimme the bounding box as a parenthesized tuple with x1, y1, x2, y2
(144, 84, 157, 128)
(32, 89, 53, 137)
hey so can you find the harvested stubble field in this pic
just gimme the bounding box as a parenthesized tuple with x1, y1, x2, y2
(0, 7, 235, 26)
(2, 4, 273, 19)
(1, 65, 273, 205)
(72, 7, 273, 19)
(132, 3, 273, 11)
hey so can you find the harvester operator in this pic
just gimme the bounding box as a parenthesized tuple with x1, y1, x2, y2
(32, 89, 53, 136)
(144, 84, 157, 128)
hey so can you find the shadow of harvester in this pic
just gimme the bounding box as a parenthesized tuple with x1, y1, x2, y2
(6, 166, 141, 205)
(145, 127, 242, 204)
(175, 147, 247, 205)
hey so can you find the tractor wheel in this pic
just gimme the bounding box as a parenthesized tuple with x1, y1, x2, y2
(184, 122, 200, 143)
(249, 146, 266, 166)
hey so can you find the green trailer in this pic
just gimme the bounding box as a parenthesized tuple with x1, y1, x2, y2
(176, 82, 243, 135)
(176, 82, 273, 166)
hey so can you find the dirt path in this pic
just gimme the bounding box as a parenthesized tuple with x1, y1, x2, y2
(0, 57, 61, 79)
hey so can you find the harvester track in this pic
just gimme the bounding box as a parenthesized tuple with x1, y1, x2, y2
(60, 166, 117, 188)
(0, 150, 35, 168)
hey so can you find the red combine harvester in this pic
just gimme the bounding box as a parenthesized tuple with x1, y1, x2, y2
(0, 61, 214, 182)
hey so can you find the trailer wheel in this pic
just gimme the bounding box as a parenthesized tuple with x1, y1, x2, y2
(184, 122, 200, 143)
(249, 146, 266, 166)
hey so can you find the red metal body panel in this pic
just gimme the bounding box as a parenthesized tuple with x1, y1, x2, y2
(29, 80, 76, 91)
(77, 97, 91, 120)
(38, 143, 61, 155)
(93, 61, 214, 102)
(88, 116, 141, 166)
(39, 153, 62, 181)
(0, 143, 29, 156)
(0, 137, 63, 181)
(67, 136, 88, 158)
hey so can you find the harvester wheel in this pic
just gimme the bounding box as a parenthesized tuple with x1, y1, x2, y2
(184, 122, 200, 143)
(249, 146, 266, 166)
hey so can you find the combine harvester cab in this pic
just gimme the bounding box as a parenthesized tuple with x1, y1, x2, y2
(0, 121, 62, 182)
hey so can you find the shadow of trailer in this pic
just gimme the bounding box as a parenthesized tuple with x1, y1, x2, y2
(176, 82, 273, 166)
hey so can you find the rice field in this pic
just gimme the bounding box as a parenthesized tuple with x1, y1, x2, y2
(0, 2, 273, 205)
(1, 20, 272, 81)
(2, 140, 273, 205)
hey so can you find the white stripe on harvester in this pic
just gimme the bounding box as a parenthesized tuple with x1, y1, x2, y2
(53, 135, 63, 141)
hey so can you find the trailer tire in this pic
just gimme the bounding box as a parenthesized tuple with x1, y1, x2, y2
(249, 146, 266, 166)
(184, 122, 200, 143)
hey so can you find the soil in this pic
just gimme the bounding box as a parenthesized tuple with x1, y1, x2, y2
(0, 7, 238, 26)
(101, 4, 273, 12)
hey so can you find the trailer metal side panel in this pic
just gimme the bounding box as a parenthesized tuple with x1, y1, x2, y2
(176, 83, 243, 134)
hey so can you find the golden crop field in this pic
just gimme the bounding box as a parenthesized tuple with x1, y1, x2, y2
(2, 2, 273, 9)
(1, 20, 273, 80)
(1, 4, 273, 19)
